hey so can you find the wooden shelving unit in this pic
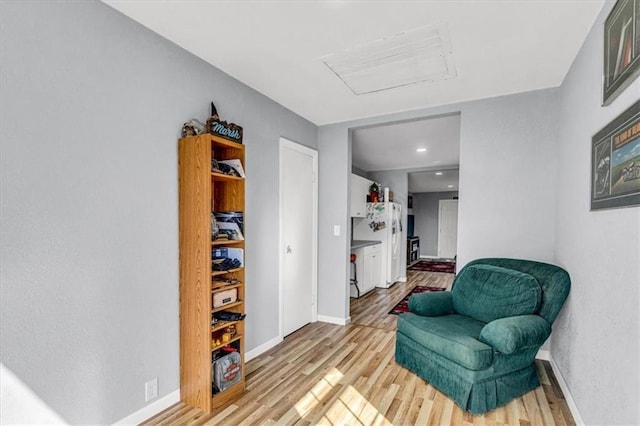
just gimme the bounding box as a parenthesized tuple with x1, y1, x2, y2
(178, 133, 246, 413)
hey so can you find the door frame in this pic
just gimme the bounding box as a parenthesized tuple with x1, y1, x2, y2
(437, 199, 459, 259)
(278, 137, 318, 338)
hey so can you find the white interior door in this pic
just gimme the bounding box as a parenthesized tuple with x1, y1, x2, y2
(438, 200, 458, 259)
(280, 138, 317, 337)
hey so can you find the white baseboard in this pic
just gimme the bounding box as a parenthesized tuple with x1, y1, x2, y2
(114, 389, 179, 425)
(535, 349, 550, 361)
(420, 255, 438, 259)
(547, 354, 584, 425)
(317, 315, 350, 325)
(535, 350, 583, 424)
(245, 336, 283, 362)
(398, 276, 407, 282)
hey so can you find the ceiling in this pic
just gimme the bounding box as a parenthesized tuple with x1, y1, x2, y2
(352, 113, 460, 172)
(104, 1, 603, 193)
(104, 1, 604, 126)
(409, 169, 459, 193)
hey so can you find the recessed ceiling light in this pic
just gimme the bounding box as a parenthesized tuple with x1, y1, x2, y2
(448, 185, 454, 188)
(435, 172, 443, 176)
(416, 148, 427, 153)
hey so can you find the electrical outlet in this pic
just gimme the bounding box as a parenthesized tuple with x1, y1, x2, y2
(145, 378, 158, 402)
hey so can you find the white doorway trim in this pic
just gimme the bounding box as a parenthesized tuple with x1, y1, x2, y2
(279, 137, 318, 339)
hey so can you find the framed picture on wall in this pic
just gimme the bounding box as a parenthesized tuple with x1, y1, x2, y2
(591, 99, 640, 210)
(603, 0, 640, 106)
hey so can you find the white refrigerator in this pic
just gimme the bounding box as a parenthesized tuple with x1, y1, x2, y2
(353, 201, 403, 288)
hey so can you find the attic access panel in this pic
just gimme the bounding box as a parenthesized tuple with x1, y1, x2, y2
(323, 23, 457, 95)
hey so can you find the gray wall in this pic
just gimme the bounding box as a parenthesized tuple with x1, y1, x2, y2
(553, 1, 640, 424)
(457, 90, 559, 267)
(319, 88, 559, 324)
(318, 125, 351, 321)
(412, 192, 459, 257)
(0, 1, 316, 423)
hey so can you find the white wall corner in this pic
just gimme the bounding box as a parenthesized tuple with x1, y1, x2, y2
(398, 276, 407, 283)
(317, 315, 351, 325)
(245, 336, 283, 362)
(114, 389, 180, 426)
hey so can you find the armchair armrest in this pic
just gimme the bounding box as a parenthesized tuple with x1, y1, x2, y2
(479, 315, 551, 354)
(408, 291, 453, 316)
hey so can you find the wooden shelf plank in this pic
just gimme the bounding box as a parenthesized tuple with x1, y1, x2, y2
(212, 267, 244, 277)
(212, 239, 244, 246)
(211, 319, 241, 333)
(211, 172, 244, 182)
(211, 378, 245, 409)
(182, 133, 245, 150)
(212, 282, 243, 292)
(209, 134, 245, 150)
(212, 300, 243, 313)
(210, 335, 242, 352)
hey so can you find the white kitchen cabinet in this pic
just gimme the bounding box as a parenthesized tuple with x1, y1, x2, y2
(350, 243, 382, 297)
(350, 173, 373, 217)
(362, 243, 382, 293)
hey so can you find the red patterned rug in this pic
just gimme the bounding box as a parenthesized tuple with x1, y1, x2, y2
(408, 260, 456, 274)
(388, 286, 446, 315)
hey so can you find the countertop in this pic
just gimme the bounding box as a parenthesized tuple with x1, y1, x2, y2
(351, 240, 382, 250)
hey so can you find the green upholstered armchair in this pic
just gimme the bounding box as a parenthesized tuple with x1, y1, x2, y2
(395, 258, 570, 414)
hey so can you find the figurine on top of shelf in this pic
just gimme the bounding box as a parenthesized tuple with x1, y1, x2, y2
(369, 182, 380, 203)
(181, 118, 206, 137)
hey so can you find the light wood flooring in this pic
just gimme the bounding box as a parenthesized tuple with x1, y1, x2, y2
(143, 271, 574, 425)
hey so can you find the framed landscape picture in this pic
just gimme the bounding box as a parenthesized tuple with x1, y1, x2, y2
(591, 99, 640, 210)
(603, 0, 640, 105)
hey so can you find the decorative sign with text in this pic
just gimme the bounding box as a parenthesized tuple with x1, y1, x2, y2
(206, 118, 243, 144)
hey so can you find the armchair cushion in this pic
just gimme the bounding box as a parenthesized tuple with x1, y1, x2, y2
(452, 265, 542, 323)
(479, 315, 551, 354)
(408, 291, 453, 316)
(398, 313, 492, 370)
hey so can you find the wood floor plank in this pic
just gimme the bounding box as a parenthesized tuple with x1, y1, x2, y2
(534, 385, 557, 426)
(427, 390, 447, 426)
(143, 270, 574, 425)
(415, 397, 434, 425)
(374, 383, 400, 421)
(522, 390, 543, 426)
